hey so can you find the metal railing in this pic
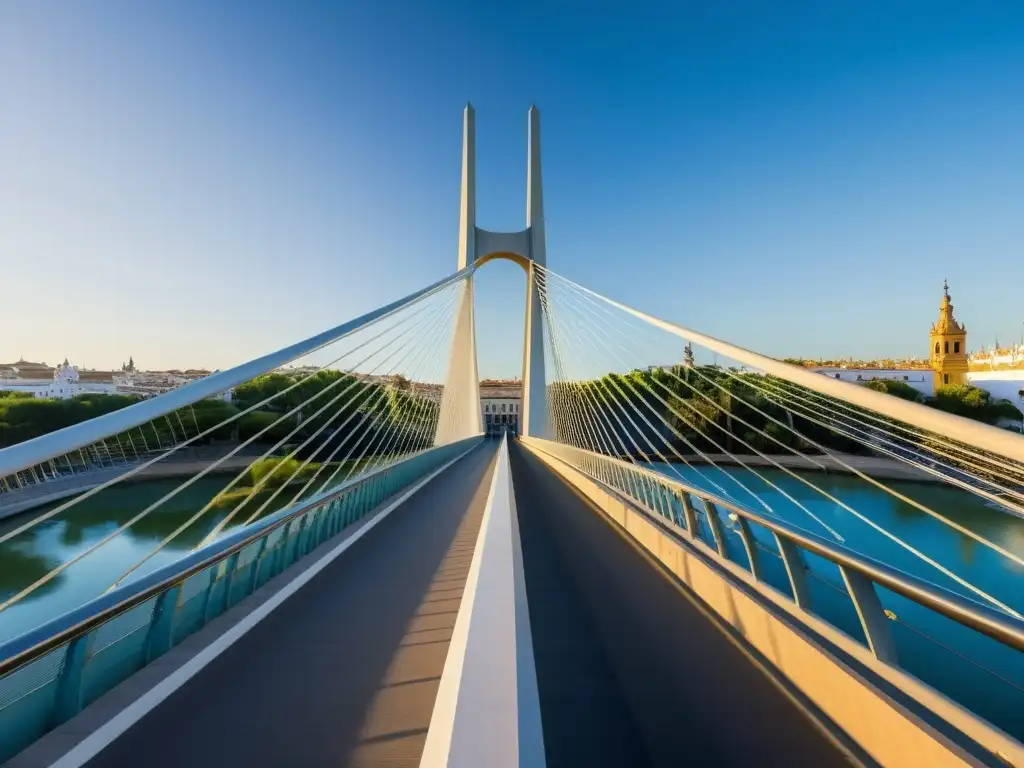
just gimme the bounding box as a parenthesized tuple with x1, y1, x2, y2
(521, 437, 1024, 737)
(0, 436, 482, 764)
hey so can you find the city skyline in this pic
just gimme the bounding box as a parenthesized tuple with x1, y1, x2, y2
(2, 3, 1023, 378)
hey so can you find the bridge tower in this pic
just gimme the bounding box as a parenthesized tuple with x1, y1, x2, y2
(435, 105, 551, 443)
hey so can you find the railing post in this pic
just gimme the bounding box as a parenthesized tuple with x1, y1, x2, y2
(775, 534, 812, 609)
(54, 631, 95, 724)
(146, 585, 182, 662)
(840, 565, 898, 664)
(249, 538, 269, 593)
(679, 493, 698, 539)
(702, 499, 728, 558)
(272, 522, 292, 576)
(735, 518, 764, 582)
(220, 552, 241, 610)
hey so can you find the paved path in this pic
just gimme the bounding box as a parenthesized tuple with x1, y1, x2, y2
(81, 440, 499, 768)
(510, 442, 863, 767)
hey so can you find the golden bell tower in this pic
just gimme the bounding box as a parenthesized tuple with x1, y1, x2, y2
(929, 279, 968, 393)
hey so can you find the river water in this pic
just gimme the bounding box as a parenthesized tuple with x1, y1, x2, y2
(644, 462, 1024, 738)
(1, 463, 1023, 736)
(0, 477, 293, 645)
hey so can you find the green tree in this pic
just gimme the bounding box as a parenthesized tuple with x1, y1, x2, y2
(863, 379, 923, 402)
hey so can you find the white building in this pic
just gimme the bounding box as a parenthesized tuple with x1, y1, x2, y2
(810, 367, 933, 397)
(0, 359, 118, 399)
(480, 381, 522, 437)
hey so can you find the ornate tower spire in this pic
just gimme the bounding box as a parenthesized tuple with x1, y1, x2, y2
(929, 279, 968, 393)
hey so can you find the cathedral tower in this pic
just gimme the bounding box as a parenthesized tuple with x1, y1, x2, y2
(930, 279, 968, 393)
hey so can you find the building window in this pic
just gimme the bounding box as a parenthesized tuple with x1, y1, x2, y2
(834, 373, 840, 379)
(484, 404, 489, 413)
(954, 341, 960, 354)
(501, 403, 506, 413)
(903, 376, 909, 381)
(944, 341, 949, 354)
(944, 374, 949, 385)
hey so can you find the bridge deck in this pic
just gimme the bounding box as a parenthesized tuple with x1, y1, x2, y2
(49, 439, 861, 767)
(77, 440, 499, 768)
(509, 442, 860, 767)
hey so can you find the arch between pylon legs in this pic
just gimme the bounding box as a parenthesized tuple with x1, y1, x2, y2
(472, 254, 550, 440)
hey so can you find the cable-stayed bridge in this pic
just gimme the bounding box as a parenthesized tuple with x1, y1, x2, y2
(1, 106, 1024, 768)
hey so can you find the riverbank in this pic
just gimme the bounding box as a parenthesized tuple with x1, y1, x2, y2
(0, 455, 257, 520)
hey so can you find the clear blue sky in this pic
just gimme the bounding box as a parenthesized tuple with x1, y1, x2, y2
(2, 2, 1022, 378)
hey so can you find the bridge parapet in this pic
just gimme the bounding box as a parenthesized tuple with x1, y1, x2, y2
(0, 437, 482, 764)
(522, 436, 1024, 768)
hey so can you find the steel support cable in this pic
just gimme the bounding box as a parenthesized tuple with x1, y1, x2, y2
(308, 297, 460, 500)
(0, 291, 446, 551)
(560, 294, 799, 522)
(544, 277, 719, 501)
(539, 274, 1022, 617)
(372, 384, 431, 469)
(758, 380, 1024, 512)
(382, 324, 451, 461)
(540, 283, 652, 471)
(539, 265, 827, 475)
(324, 310, 456, 492)
(218, 290, 462, 535)
(539, 266, 1024, 466)
(549, 265, 1024, 540)
(541, 268, 744, 501)
(358, 381, 431, 476)
(549, 278, 856, 539)
(554, 287, 843, 540)
(719, 374, 1024, 573)
(543, 286, 718, 525)
(538, 277, 605, 453)
(40, 291, 460, 599)
(0, 264, 476, 481)
(753, 371, 1024, 517)
(540, 270, 614, 462)
(271, 354, 444, 515)
(541, 276, 758, 507)
(763, 378, 1024, 486)
(110, 294, 458, 588)
(756, 379, 1024, 507)
(543, 309, 634, 492)
(147, 289, 459, 552)
(759, 375, 1024, 490)
(540, 290, 630, 490)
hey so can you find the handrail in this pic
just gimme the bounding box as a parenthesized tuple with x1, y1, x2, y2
(0, 265, 475, 479)
(0, 437, 479, 676)
(521, 437, 1024, 654)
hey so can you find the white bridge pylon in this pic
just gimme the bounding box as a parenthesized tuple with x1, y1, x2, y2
(435, 104, 551, 444)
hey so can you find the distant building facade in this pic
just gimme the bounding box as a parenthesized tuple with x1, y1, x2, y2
(810, 367, 933, 396)
(480, 380, 522, 437)
(0, 359, 117, 399)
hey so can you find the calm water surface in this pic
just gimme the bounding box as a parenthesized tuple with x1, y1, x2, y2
(0, 477, 294, 644)
(646, 462, 1024, 737)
